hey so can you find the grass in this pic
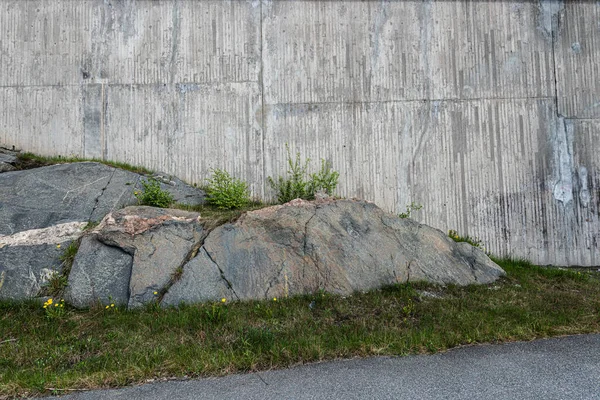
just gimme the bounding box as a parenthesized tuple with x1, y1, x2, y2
(1, 259, 599, 398)
(38, 241, 80, 298)
(173, 202, 272, 229)
(14, 152, 153, 175)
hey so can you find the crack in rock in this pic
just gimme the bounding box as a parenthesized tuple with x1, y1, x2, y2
(158, 228, 211, 303)
(88, 167, 116, 222)
(204, 247, 240, 301)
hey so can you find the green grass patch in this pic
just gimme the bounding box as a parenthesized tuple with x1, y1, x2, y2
(38, 241, 80, 298)
(173, 202, 272, 229)
(15, 152, 153, 175)
(1, 259, 600, 398)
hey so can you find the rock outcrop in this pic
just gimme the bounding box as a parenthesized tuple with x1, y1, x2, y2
(0, 148, 17, 172)
(0, 162, 205, 301)
(65, 207, 205, 308)
(164, 199, 504, 305)
(0, 162, 504, 306)
(65, 199, 504, 309)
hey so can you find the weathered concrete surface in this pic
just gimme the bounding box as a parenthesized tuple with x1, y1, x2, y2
(0, 1, 598, 266)
(67, 207, 205, 309)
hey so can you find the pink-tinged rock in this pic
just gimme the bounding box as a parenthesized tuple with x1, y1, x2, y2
(166, 198, 504, 303)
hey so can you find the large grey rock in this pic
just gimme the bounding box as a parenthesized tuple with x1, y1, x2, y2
(63, 199, 504, 309)
(0, 162, 206, 235)
(0, 222, 85, 300)
(64, 236, 133, 308)
(67, 206, 205, 308)
(0, 162, 205, 301)
(193, 199, 505, 301)
(0, 243, 66, 300)
(161, 248, 235, 306)
(150, 172, 206, 207)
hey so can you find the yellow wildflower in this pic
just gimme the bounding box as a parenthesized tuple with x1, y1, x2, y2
(111, 304, 115, 307)
(221, 298, 226, 303)
(56, 244, 61, 249)
(273, 297, 277, 302)
(47, 299, 53, 305)
(153, 291, 158, 295)
(105, 305, 109, 309)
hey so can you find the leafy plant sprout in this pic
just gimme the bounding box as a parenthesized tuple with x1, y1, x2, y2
(134, 178, 174, 208)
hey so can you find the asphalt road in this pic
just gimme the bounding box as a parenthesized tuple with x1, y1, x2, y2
(43, 334, 600, 400)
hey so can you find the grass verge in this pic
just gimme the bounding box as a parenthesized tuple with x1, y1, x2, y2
(173, 202, 272, 229)
(1, 259, 599, 398)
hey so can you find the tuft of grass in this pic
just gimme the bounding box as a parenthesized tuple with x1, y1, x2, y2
(15, 152, 153, 175)
(448, 229, 485, 251)
(173, 202, 270, 230)
(39, 241, 80, 298)
(3, 258, 600, 398)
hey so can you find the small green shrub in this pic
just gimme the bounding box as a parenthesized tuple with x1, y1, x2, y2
(205, 169, 250, 210)
(134, 178, 174, 208)
(268, 147, 310, 203)
(307, 159, 340, 197)
(268, 145, 339, 204)
(399, 202, 423, 219)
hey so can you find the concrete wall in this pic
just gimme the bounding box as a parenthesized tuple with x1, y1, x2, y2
(1, 0, 598, 266)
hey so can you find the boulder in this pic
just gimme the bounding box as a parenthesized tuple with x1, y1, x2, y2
(0, 148, 17, 173)
(66, 207, 205, 308)
(64, 236, 133, 308)
(0, 222, 85, 300)
(0, 162, 205, 301)
(164, 199, 505, 305)
(150, 172, 205, 207)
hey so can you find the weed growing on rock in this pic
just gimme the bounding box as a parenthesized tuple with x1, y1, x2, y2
(448, 229, 484, 250)
(205, 169, 250, 210)
(134, 178, 174, 208)
(399, 202, 423, 219)
(307, 159, 339, 197)
(41, 241, 80, 297)
(268, 145, 340, 204)
(44, 272, 68, 298)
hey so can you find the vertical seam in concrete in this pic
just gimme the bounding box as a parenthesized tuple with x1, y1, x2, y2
(259, 0, 266, 199)
(551, 6, 560, 118)
(101, 83, 106, 160)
